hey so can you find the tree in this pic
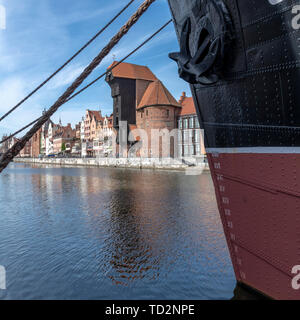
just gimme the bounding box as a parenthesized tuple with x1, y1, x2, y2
(61, 142, 66, 152)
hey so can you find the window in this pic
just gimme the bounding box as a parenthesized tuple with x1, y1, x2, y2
(189, 117, 194, 129)
(146, 110, 148, 116)
(178, 119, 182, 129)
(195, 117, 200, 128)
(183, 118, 188, 129)
(166, 110, 169, 117)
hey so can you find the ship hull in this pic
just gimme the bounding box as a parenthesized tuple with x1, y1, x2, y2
(207, 150, 300, 300)
(168, 0, 300, 299)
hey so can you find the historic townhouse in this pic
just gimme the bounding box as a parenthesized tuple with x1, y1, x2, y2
(46, 121, 60, 156)
(53, 124, 76, 155)
(40, 115, 51, 156)
(177, 92, 205, 158)
(101, 114, 114, 156)
(83, 109, 103, 156)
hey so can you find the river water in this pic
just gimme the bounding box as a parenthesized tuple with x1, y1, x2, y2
(0, 163, 236, 300)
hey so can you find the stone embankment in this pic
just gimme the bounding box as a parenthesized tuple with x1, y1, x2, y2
(14, 157, 209, 172)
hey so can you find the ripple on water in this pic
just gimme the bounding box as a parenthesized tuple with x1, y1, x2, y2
(0, 163, 235, 299)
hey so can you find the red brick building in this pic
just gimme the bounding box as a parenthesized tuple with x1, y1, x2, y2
(31, 128, 42, 157)
(106, 62, 181, 158)
(136, 80, 181, 157)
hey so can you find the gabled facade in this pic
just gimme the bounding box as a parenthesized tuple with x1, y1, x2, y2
(53, 124, 75, 155)
(46, 122, 60, 156)
(83, 109, 103, 156)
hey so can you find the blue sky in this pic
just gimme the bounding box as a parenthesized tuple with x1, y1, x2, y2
(0, 0, 190, 137)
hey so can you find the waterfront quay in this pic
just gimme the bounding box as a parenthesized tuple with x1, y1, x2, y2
(14, 156, 209, 171)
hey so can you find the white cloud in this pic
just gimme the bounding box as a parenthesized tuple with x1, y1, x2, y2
(48, 64, 85, 90)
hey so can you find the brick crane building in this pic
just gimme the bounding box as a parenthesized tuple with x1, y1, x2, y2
(106, 62, 181, 158)
(106, 61, 157, 130)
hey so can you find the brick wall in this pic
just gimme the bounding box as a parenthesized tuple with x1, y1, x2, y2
(136, 106, 180, 158)
(31, 128, 42, 157)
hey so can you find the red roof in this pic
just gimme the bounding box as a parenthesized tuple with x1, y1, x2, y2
(108, 61, 157, 81)
(178, 92, 197, 116)
(137, 80, 181, 110)
(88, 110, 103, 122)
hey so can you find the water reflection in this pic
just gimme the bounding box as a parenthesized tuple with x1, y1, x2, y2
(0, 163, 236, 299)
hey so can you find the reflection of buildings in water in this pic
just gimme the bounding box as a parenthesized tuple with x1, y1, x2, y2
(30, 171, 63, 214)
(98, 170, 197, 286)
(101, 170, 172, 286)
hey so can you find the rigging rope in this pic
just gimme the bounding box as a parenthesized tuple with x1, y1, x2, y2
(0, 19, 172, 146)
(0, 0, 156, 173)
(0, 0, 135, 123)
(0, 117, 43, 145)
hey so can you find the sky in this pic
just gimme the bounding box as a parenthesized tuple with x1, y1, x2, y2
(0, 0, 191, 137)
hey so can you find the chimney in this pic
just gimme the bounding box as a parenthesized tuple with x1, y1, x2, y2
(179, 92, 186, 105)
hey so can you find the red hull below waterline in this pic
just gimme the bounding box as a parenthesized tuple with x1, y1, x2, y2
(207, 151, 300, 300)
